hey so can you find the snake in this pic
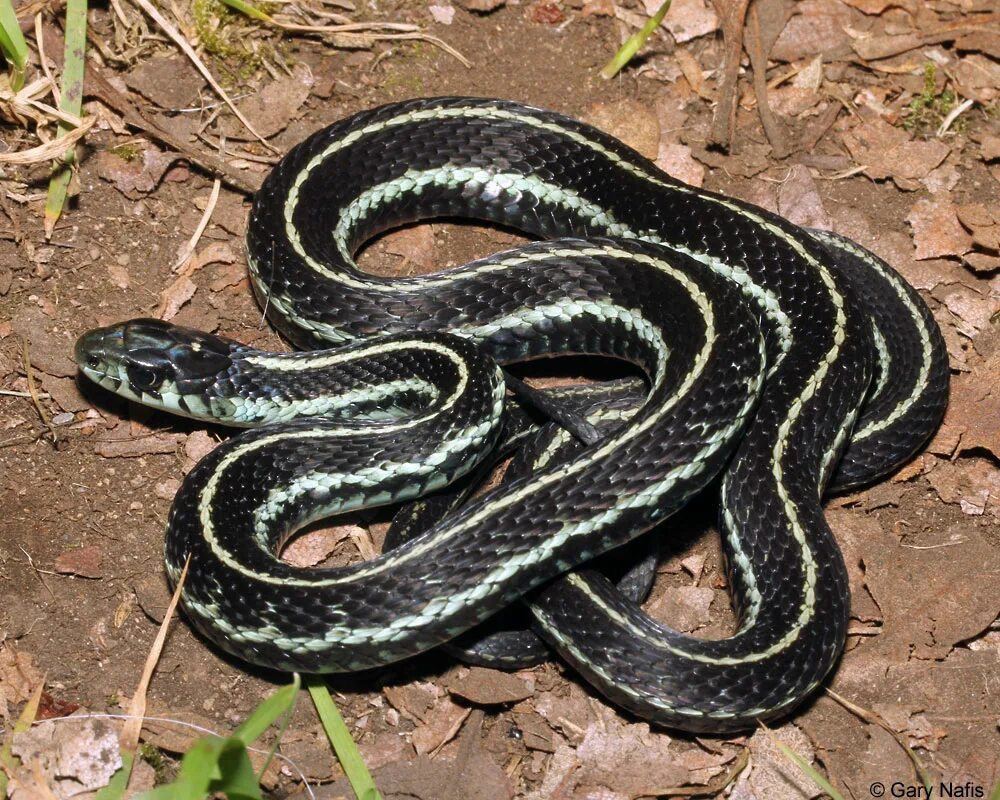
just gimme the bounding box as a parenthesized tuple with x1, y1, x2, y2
(75, 97, 949, 732)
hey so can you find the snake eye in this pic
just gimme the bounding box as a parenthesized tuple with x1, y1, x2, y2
(127, 364, 166, 392)
(85, 355, 100, 368)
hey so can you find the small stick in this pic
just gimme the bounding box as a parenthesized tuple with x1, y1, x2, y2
(19, 337, 57, 443)
(745, 3, 787, 158)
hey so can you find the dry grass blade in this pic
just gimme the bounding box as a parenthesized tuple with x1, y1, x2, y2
(120, 556, 191, 755)
(0, 75, 85, 127)
(0, 115, 95, 164)
(172, 178, 221, 272)
(129, 0, 276, 150)
(825, 689, 934, 791)
(273, 21, 470, 66)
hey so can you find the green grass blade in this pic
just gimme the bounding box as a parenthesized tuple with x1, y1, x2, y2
(93, 751, 134, 800)
(990, 780, 999, 800)
(764, 728, 846, 800)
(217, 0, 274, 22)
(133, 679, 303, 799)
(45, 0, 88, 237)
(0, 679, 44, 797)
(306, 677, 382, 800)
(233, 674, 300, 745)
(210, 739, 263, 799)
(600, 0, 671, 80)
(0, 0, 28, 90)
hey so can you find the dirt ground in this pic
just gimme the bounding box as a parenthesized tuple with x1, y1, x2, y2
(2, 0, 1000, 798)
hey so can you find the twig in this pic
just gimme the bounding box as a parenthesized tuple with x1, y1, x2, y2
(709, 0, 752, 151)
(745, 2, 787, 157)
(19, 337, 57, 443)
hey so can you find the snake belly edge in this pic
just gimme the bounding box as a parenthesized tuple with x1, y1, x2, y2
(75, 97, 949, 733)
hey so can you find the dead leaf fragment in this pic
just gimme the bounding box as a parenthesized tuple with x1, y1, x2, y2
(586, 100, 660, 160)
(224, 64, 314, 139)
(54, 545, 103, 578)
(574, 710, 689, 797)
(906, 195, 973, 259)
(980, 134, 1000, 161)
(429, 3, 456, 23)
(647, 586, 714, 631)
(656, 0, 719, 43)
(445, 666, 534, 705)
(282, 524, 359, 567)
(778, 164, 831, 230)
(657, 142, 705, 186)
(125, 54, 207, 109)
(926, 458, 1000, 517)
(771, 0, 855, 62)
(95, 147, 177, 196)
(731, 726, 817, 800)
(106, 262, 130, 289)
(945, 351, 1000, 457)
(410, 694, 470, 755)
(0, 644, 43, 705)
(842, 115, 950, 188)
(157, 275, 197, 321)
(863, 519, 1000, 661)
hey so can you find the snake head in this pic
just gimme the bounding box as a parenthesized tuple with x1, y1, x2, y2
(75, 318, 238, 412)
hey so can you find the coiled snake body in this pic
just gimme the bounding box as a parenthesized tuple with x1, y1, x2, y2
(76, 98, 948, 732)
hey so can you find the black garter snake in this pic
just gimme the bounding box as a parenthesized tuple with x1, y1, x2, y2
(76, 97, 949, 732)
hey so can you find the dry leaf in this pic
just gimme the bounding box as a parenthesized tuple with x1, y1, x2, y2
(54, 545, 103, 578)
(445, 666, 534, 705)
(11, 715, 122, 798)
(586, 100, 660, 160)
(778, 164, 831, 230)
(574, 710, 689, 797)
(657, 142, 706, 186)
(429, 4, 455, 23)
(655, 0, 719, 43)
(730, 726, 818, 800)
(646, 586, 714, 631)
(906, 195, 973, 259)
(841, 114, 949, 188)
